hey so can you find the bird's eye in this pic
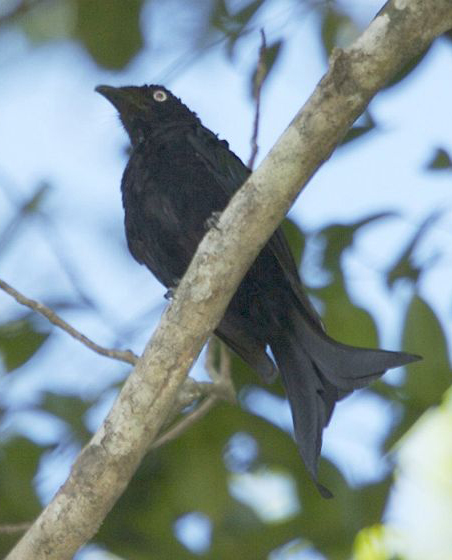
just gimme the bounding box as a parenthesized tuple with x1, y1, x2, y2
(153, 90, 167, 102)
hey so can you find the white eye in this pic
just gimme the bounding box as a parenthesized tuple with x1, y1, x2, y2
(153, 90, 167, 102)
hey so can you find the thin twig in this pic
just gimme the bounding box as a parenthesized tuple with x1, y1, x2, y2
(205, 337, 220, 382)
(0, 0, 39, 27)
(0, 166, 141, 342)
(152, 339, 237, 449)
(0, 278, 138, 365)
(151, 395, 218, 449)
(248, 29, 267, 170)
(160, 379, 214, 429)
(205, 337, 236, 403)
(219, 341, 233, 382)
(174, 379, 213, 409)
(0, 523, 32, 535)
(218, 340, 236, 403)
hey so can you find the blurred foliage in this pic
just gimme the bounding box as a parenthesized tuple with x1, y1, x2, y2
(74, 0, 144, 69)
(6, 0, 144, 69)
(211, 0, 264, 57)
(387, 209, 442, 288)
(0, 437, 47, 556)
(0, 314, 50, 372)
(0, 182, 50, 253)
(311, 213, 396, 348)
(40, 392, 95, 443)
(383, 47, 431, 90)
(352, 524, 395, 560)
(426, 147, 452, 170)
(354, 389, 452, 559)
(250, 38, 283, 99)
(383, 295, 452, 449)
(320, 4, 359, 56)
(1, 0, 451, 559)
(340, 111, 376, 146)
(280, 218, 305, 268)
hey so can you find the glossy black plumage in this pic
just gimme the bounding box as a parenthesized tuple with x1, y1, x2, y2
(96, 84, 420, 496)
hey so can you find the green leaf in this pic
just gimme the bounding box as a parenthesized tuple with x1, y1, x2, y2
(232, 0, 263, 29)
(352, 524, 395, 560)
(317, 213, 396, 278)
(0, 437, 44, 558)
(386, 210, 443, 288)
(0, 183, 51, 253)
(280, 218, 306, 269)
(383, 46, 431, 90)
(0, 315, 51, 372)
(250, 39, 283, 99)
(340, 111, 376, 146)
(426, 147, 452, 170)
(385, 295, 451, 449)
(314, 281, 379, 348)
(320, 6, 358, 56)
(402, 295, 450, 408)
(20, 0, 75, 43)
(22, 182, 51, 214)
(300, 468, 392, 559)
(40, 393, 93, 443)
(74, 0, 144, 69)
(211, 0, 264, 57)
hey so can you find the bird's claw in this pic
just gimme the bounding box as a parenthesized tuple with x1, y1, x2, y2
(164, 282, 179, 300)
(205, 211, 222, 231)
(164, 288, 174, 301)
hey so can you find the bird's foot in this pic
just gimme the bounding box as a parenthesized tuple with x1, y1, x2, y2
(164, 282, 179, 301)
(164, 288, 174, 301)
(205, 211, 222, 231)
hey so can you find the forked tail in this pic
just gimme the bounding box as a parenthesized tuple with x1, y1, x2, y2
(270, 312, 420, 498)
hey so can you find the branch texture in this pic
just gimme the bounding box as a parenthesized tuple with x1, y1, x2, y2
(7, 1, 452, 558)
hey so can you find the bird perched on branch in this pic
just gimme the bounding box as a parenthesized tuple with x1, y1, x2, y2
(96, 84, 420, 497)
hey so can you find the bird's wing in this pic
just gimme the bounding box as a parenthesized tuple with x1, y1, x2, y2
(187, 125, 249, 195)
(186, 125, 323, 329)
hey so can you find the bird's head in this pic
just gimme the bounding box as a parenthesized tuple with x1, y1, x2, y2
(96, 84, 196, 146)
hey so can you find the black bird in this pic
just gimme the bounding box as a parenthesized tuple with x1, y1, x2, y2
(96, 84, 420, 497)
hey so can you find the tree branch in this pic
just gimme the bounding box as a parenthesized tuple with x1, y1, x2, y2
(0, 523, 32, 535)
(6, 1, 452, 558)
(0, 278, 138, 365)
(151, 395, 218, 449)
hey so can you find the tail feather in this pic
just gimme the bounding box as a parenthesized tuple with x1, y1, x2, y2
(294, 314, 419, 391)
(271, 336, 338, 498)
(270, 312, 421, 497)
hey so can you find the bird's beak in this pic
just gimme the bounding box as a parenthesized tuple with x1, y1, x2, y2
(95, 85, 121, 106)
(95, 85, 144, 114)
